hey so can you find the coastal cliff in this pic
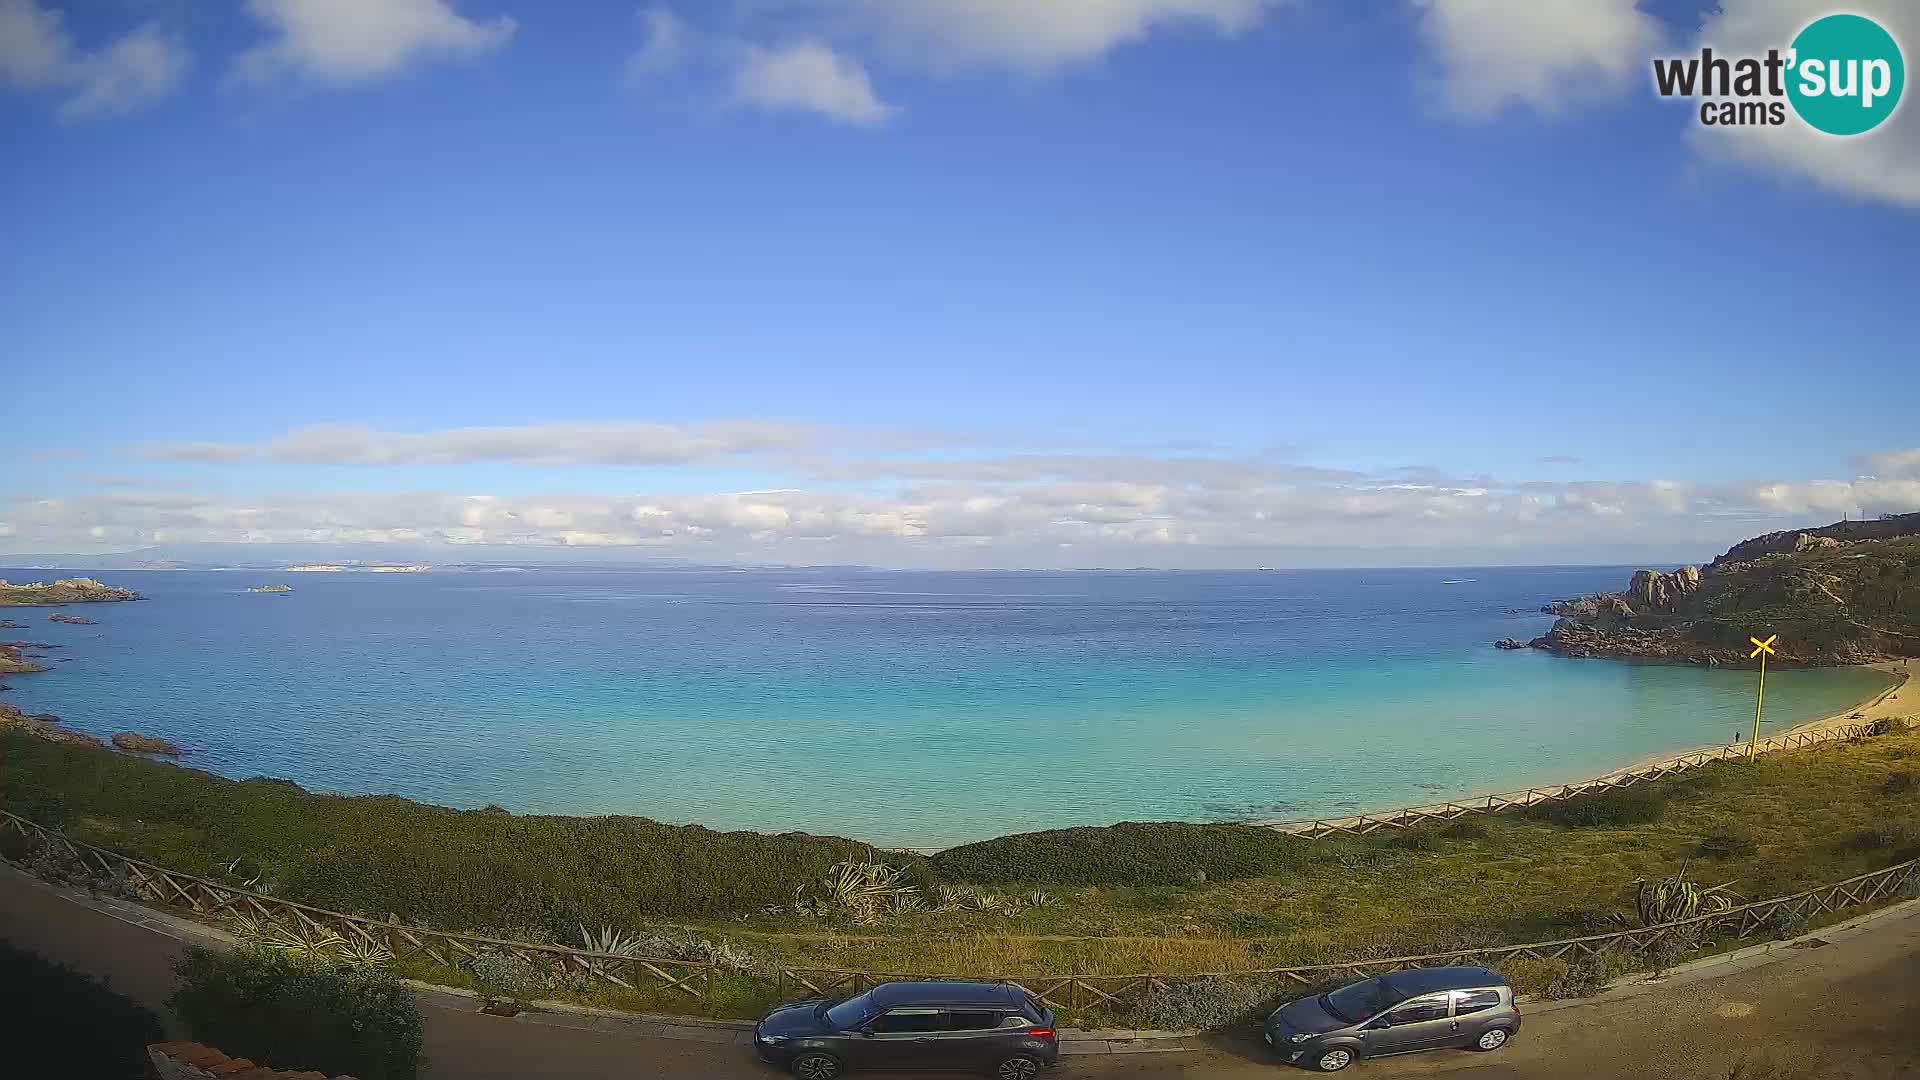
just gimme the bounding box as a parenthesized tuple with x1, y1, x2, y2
(1502, 512, 1920, 667)
(0, 578, 141, 606)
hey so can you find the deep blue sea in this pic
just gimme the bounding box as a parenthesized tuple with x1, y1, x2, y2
(0, 566, 1893, 849)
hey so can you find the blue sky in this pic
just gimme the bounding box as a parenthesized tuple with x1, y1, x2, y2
(3, 0, 1917, 567)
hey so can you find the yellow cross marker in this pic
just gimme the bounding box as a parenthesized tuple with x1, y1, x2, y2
(1747, 634, 1777, 758)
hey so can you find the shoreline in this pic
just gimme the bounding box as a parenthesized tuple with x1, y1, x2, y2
(1240, 660, 1912, 839)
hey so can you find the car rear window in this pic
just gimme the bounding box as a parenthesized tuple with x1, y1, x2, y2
(948, 1010, 1004, 1030)
(1454, 989, 1503, 1015)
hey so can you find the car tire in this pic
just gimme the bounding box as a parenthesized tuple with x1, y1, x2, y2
(1473, 1026, 1513, 1052)
(789, 1051, 843, 1079)
(992, 1054, 1044, 1080)
(1313, 1046, 1355, 1072)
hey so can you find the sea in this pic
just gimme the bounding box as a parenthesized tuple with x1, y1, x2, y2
(0, 566, 1893, 850)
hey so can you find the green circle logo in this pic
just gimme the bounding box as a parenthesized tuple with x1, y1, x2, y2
(1787, 13, 1905, 135)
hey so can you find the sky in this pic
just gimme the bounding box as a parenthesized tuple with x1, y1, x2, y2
(2, 0, 1917, 568)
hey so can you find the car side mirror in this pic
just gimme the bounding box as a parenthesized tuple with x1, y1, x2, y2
(1366, 1018, 1392, 1030)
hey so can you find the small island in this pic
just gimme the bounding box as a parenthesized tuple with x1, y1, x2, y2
(245, 584, 294, 594)
(0, 644, 46, 675)
(0, 578, 141, 606)
(1501, 512, 1920, 666)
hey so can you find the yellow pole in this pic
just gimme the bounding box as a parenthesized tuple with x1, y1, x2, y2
(1749, 649, 1767, 759)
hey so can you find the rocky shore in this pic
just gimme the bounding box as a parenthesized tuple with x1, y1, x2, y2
(1496, 513, 1920, 667)
(0, 577, 141, 606)
(0, 643, 48, 676)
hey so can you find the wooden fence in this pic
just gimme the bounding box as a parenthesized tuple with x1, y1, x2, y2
(3, 803, 1916, 1016)
(1260, 721, 1885, 838)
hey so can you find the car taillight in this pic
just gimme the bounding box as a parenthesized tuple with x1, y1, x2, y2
(1029, 1028, 1056, 1040)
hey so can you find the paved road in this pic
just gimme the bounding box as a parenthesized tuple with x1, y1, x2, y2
(3, 866, 1916, 1080)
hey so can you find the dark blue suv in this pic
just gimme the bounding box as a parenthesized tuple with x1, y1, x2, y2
(754, 981, 1058, 1079)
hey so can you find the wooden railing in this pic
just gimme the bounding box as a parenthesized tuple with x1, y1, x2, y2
(1258, 721, 1886, 838)
(3, 801, 1915, 1015)
(771, 855, 1920, 1011)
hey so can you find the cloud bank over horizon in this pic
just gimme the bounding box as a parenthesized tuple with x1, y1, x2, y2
(8, 420, 1919, 568)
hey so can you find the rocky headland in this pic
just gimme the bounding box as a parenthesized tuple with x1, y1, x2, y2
(47, 613, 96, 625)
(0, 578, 141, 606)
(0, 702, 102, 747)
(112, 731, 184, 755)
(1498, 512, 1920, 667)
(245, 584, 293, 593)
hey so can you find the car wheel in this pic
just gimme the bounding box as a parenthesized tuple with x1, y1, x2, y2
(789, 1051, 843, 1079)
(992, 1054, 1043, 1080)
(1314, 1046, 1354, 1072)
(1473, 1027, 1512, 1052)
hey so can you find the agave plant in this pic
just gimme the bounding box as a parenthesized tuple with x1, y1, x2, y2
(227, 913, 347, 961)
(881, 891, 926, 917)
(578, 923, 647, 957)
(334, 936, 396, 969)
(1022, 890, 1056, 910)
(794, 861, 917, 924)
(1633, 865, 1740, 927)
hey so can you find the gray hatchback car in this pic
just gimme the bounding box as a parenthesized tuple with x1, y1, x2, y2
(1263, 966, 1519, 1072)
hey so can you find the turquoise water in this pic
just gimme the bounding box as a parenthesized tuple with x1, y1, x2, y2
(0, 566, 1892, 849)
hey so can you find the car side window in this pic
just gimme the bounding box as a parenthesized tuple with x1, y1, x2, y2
(948, 1010, 1004, 1031)
(872, 1008, 948, 1034)
(1384, 992, 1452, 1024)
(1453, 989, 1503, 1016)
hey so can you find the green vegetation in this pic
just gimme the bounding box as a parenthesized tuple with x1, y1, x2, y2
(1659, 532, 1920, 661)
(0, 734, 887, 936)
(169, 946, 423, 1080)
(930, 821, 1320, 886)
(5, 721, 1920, 1021)
(0, 940, 165, 1080)
(1528, 785, 1670, 827)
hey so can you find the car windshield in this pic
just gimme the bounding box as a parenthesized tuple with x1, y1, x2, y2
(1322, 978, 1402, 1024)
(824, 992, 875, 1029)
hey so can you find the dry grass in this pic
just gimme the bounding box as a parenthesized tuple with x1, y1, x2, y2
(681, 726, 1920, 978)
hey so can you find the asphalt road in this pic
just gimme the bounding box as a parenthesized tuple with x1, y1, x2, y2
(3, 865, 1916, 1080)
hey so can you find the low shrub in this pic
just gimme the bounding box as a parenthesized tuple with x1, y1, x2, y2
(930, 821, 1314, 886)
(169, 946, 423, 1080)
(1884, 771, 1915, 796)
(1384, 829, 1436, 852)
(1529, 786, 1667, 828)
(0, 731, 884, 926)
(1134, 975, 1340, 1031)
(1763, 908, 1809, 940)
(1696, 826, 1758, 859)
(1542, 952, 1631, 999)
(0, 940, 164, 1080)
(1223, 909, 1290, 935)
(1437, 817, 1491, 841)
(1846, 824, 1917, 852)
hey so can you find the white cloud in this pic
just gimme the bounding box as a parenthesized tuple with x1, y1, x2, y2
(233, 0, 516, 87)
(0, 0, 188, 119)
(26, 441, 1920, 567)
(59, 22, 191, 119)
(770, 0, 1281, 75)
(626, 1, 1283, 124)
(139, 421, 820, 466)
(626, 6, 686, 80)
(731, 39, 896, 124)
(1690, 0, 1920, 208)
(1412, 0, 1664, 119)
